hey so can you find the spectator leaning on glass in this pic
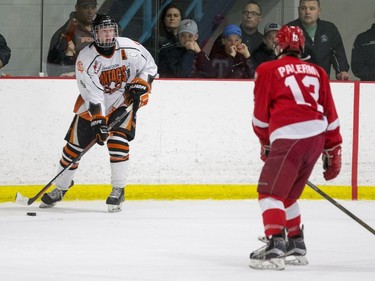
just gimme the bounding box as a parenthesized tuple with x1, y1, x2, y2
(158, 19, 212, 78)
(0, 33, 11, 69)
(351, 9, 375, 81)
(210, 24, 256, 78)
(287, 0, 350, 80)
(47, 0, 98, 77)
(209, 1, 263, 59)
(251, 23, 281, 68)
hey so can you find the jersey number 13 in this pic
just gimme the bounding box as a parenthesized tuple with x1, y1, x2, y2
(285, 75, 323, 113)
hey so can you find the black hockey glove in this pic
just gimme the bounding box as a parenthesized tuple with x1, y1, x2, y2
(125, 78, 150, 110)
(91, 115, 109, 146)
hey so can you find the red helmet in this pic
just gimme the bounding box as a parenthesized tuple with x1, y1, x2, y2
(275, 25, 305, 53)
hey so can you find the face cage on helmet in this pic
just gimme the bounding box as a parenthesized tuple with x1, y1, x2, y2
(93, 23, 118, 48)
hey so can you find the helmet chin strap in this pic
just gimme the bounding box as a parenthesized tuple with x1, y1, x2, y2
(275, 45, 304, 59)
(300, 54, 311, 61)
(274, 45, 284, 58)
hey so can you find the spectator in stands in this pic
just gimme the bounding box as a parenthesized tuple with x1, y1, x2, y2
(287, 0, 350, 80)
(0, 33, 11, 69)
(143, 2, 182, 64)
(251, 23, 281, 68)
(158, 19, 213, 78)
(47, 0, 98, 77)
(351, 10, 375, 81)
(209, 1, 263, 59)
(210, 24, 256, 78)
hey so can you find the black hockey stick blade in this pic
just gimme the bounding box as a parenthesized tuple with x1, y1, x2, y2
(15, 104, 133, 206)
(306, 181, 375, 235)
(15, 139, 97, 206)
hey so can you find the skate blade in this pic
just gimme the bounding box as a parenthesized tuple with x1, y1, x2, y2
(249, 258, 285, 270)
(107, 203, 123, 213)
(285, 255, 309, 265)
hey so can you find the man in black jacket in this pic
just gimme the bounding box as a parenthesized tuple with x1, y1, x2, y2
(0, 34, 11, 69)
(287, 0, 350, 80)
(47, 0, 97, 77)
(351, 15, 375, 81)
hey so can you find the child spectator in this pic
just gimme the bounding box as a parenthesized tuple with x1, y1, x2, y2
(158, 19, 212, 78)
(210, 24, 255, 78)
(209, 1, 263, 58)
(251, 23, 281, 68)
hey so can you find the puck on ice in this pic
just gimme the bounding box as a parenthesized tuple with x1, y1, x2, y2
(27, 212, 36, 216)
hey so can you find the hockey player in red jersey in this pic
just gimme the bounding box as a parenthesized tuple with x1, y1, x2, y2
(249, 25, 342, 270)
(40, 14, 157, 212)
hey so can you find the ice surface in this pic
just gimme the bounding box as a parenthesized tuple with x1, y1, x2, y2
(0, 200, 374, 281)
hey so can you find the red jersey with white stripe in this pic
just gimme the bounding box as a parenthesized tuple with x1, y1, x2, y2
(74, 37, 157, 119)
(252, 55, 342, 149)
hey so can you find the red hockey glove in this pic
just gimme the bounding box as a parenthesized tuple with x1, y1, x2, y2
(125, 78, 150, 109)
(91, 115, 108, 146)
(322, 145, 342, 180)
(260, 144, 271, 162)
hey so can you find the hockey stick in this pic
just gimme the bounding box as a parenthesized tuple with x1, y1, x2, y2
(306, 180, 375, 235)
(15, 103, 133, 206)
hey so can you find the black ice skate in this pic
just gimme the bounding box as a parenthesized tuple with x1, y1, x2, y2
(39, 181, 73, 208)
(285, 228, 308, 265)
(249, 233, 286, 270)
(106, 187, 124, 213)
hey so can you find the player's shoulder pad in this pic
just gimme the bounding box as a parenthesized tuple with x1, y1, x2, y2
(116, 37, 142, 48)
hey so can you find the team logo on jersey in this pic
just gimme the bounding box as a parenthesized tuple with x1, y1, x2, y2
(77, 61, 84, 73)
(100, 65, 128, 94)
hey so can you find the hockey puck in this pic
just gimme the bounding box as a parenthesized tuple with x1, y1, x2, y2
(27, 212, 36, 216)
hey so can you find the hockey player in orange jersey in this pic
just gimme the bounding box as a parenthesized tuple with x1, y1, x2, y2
(40, 14, 157, 212)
